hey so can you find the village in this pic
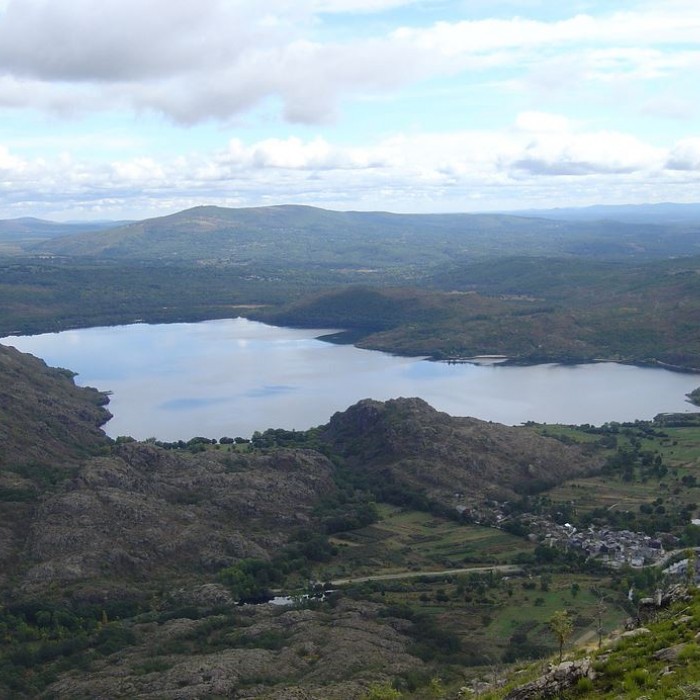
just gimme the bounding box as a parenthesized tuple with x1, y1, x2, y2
(520, 515, 667, 568)
(460, 500, 671, 569)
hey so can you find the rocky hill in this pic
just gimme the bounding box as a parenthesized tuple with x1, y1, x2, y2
(322, 397, 601, 505)
(0, 343, 111, 469)
(0, 348, 601, 600)
(0, 349, 427, 698)
(43, 597, 421, 699)
(20, 443, 336, 598)
(0, 345, 335, 596)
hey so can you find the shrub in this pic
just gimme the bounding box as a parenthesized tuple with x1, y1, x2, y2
(362, 681, 402, 699)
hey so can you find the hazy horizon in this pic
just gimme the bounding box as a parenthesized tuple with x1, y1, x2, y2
(1, 1, 699, 221)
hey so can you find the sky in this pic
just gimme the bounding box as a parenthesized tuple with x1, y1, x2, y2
(0, 0, 699, 220)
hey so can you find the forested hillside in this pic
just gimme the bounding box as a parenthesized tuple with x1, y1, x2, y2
(30, 205, 700, 262)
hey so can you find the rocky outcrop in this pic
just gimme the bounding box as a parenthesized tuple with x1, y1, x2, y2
(44, 599, 421, 700)
(0, 345, 113, 588)
(637, 583, 692, 622)
(16, 443, 336, 594)
(323, 397, 601, 504)
(504, 658, 594, 700)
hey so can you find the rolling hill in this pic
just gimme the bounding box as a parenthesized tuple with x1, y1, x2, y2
(512, 201, 700, 225)
(33, 204, 700, 264)
(0, 217, 129, 254)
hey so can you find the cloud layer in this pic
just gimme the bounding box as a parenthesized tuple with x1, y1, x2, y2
(0, 1, 698, 124)
(0, 0, 699, 217)
(2, 113, 698, 218)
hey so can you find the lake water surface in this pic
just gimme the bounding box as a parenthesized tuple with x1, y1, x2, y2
(2, 318, 698, 441)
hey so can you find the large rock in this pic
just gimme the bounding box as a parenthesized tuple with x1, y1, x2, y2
(504, 658, 593, 700)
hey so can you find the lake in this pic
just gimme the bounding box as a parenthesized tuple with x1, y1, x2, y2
(1, 317, 698, 441)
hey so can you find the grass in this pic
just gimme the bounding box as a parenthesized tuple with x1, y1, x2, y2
(335, 560, 626, 669)
(534, 421, 700, 530)
(487, 574, 621, 645)
(548, 476, 665, 513)
(472, 587, 700, 700)
(320, 506, 535, 580)
(660, 427, 700, 464)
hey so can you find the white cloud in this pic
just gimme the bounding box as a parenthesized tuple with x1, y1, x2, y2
(512, 132, 664, 176)
(0, 2, 697, 124)
(1, 1, 699, 217)
(215, 136, 375, 170)
(0, 0, 292, 81)
(252, 137, 365, 169)
(312, 0, 421, 12)
(0, 144, 22, 170)
(4, 113, 698, 220)
(392, 10, 700, 55)
(667, 139, 700, 171)
(584, 48, 700, 82)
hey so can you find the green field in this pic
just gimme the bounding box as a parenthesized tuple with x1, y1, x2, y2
(533, 421, 700, 532)
(323, 506, 535, 580)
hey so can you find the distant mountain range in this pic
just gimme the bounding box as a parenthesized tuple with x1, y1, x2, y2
(0, 216, 130, 241)
(510, 202, 700, 225)
(4, 203, 697, 263)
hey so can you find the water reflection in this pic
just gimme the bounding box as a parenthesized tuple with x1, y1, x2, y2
(1, 318, 697, 441)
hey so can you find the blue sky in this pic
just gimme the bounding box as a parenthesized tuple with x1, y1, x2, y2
(0, 0, 699, 220)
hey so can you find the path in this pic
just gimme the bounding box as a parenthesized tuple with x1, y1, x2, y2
(329, 564, 523, 586)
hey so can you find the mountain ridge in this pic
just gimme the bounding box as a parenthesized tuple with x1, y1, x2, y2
(32, 203, 700, 263)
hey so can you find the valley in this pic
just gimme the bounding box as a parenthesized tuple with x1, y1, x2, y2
(0, 338, 699, 697)
(1, 203, 700, 698)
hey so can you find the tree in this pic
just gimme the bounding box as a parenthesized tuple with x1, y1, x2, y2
(594, 596, 607, 649)
(548, 610, 573, 662)
(427, 677, 446, 698)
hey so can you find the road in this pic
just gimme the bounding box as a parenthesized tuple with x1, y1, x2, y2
(329, 564, 523, 586)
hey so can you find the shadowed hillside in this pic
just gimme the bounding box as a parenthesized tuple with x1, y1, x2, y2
(0, 344, 111, 469)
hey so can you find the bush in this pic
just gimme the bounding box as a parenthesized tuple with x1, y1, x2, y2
(94, 623, 137, 656)
(362, 682, 402, 699)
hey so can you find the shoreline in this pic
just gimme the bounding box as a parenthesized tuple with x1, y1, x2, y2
(4, 310, 700, 378)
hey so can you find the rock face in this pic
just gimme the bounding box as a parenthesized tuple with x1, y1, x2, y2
(322, 397, 600, 504)
(44, 599, 421, 700)
(19, 442, 336, 594)
(504, 658, 594, 700)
